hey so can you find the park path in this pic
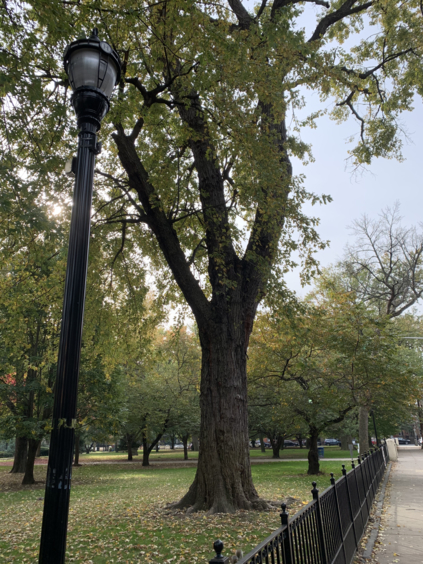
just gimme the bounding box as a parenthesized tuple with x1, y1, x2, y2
(375, 446, 423, 564)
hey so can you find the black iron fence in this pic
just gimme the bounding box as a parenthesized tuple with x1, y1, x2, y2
(211, 445, 387, 564)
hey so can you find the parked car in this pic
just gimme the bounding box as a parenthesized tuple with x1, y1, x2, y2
(324, 438, 341, 446)
(397, 437, 410, 445)
(283, 440, 299, 448)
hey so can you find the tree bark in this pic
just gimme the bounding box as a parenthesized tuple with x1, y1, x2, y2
(191, 435, 199, 451)
(296, 434, 304, 449)
(85, 442, 94, 454)
(142, 434, 150, 466)
(359, 407, 370, 454)
(340, 434, 352, 451)
(174, 330, 267, 513)
(22, 439, 40, 485)
(127, 434, 133, 461)
(73, 434, 81, 466)
(307, 428, 320, 475)
(10, 436, 28, 474)
(271, 444, 280, 459)
(259, 436, 266, 453)
(142, 422, 168, 466)
(182, 434, 189, 460)
(270, 436, 283, 459)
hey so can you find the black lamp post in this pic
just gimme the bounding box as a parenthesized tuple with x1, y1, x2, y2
(39, 29, 120, 564)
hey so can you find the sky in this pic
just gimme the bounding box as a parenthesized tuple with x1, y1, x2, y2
(285, 99, 423, 295)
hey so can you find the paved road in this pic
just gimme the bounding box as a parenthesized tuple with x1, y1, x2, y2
(376, 446, 423, 564)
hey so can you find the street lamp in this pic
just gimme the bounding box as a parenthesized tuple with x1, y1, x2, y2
(39, 29, 121, 564)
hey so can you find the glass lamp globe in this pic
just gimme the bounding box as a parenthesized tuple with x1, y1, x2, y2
(64, 28, 121, 100)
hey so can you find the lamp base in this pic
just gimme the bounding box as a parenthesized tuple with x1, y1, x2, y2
(71, 87, 109, 130)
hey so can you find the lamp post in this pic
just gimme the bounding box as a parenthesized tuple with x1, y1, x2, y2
(39, 29, 120, 564)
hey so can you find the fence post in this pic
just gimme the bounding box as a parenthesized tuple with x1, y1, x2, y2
(372, 450, 378, 492)
(312, 482, 328, 564)
(358, 455, 371, 514)
(330, 473, 347, 563)
(342, 464, 357, 546)
(352, 459, 364, 533)
(280, 502, 293, 564)
(209, 540, 229, 564)
(364, 452, 376, 501)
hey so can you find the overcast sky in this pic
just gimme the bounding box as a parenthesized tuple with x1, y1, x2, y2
(285, 98, 423, 295)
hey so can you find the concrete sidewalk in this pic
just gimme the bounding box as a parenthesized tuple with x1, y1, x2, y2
(375, 446, 423, 564)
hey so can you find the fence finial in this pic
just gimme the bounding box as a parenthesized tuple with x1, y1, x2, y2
(351, 460, 355, 469)
(330, 472, 335, 486)
(209, 541, 229, 564)
(280, 502, 289, 526)
(209, 540, 229, 564)
(311, 481, 319, 500)
(342, 464, 347, 476)
(213, 540, 224, 559)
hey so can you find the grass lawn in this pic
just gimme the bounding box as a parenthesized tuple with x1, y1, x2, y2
(0, 458, 351, 564)
(18, 445, 352, 464)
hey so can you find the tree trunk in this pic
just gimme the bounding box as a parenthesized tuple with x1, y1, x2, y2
(271, 436, 283, 459)
(191, 435, 199, 451)
(340, 434, 352, 451)
(170, 433, 176, 450)
(35, 443, 41, 458)
(127, 434, 133, 462)
(174, 330, 267, 513)
(10, 436, 28, 474)
(85, 442, 93, 454)
(307, 428, 320, 475)
(155, 443, 159, 452)
(182, 434, 189, 460)
(259, 436, 266, 453)
(359, 407, 370, 454)
(296, 434, 304, 449)
(142, 434, 150, 467)
(73, 434, 81, 466)
(22, 439, 40, 485)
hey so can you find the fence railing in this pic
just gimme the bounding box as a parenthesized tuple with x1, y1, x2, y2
(210, 445, 387, 564)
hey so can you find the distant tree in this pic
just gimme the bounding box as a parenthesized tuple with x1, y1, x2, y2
(249, 285, 422, 473)
(0, 210, 65, 482)
(248, 383, 305, 459)
(161, 328, 201, 460)
(339, 204, 423, 451)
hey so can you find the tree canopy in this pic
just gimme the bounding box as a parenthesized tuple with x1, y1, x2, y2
(1, 0, 423, 511)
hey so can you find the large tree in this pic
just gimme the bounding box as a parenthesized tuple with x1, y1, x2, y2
(2, 0, 423, 511)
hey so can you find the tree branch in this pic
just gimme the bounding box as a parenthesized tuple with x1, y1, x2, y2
(111, 124, 211, 326)
(227, 0, 253, 28)
(309, 0, 373, 43)
(272, 0, 329, 20)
